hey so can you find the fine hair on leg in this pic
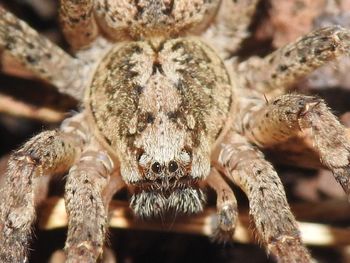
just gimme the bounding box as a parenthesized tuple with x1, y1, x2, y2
(217, 132, 312, 262)
(0, 114, 87, 262)
(64, 141, 116, 263)
(243, 93, 350, 197)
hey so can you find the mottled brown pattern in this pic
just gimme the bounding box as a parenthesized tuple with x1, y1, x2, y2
(94, 0, 219, 40)
(88, 38, 232, 187)
(238, 26, 350, 97)
(0, 7, 83, 99)
(0, 115, 85, 263)
(1, 1, 350, 262)
(59, 0, 98, 50)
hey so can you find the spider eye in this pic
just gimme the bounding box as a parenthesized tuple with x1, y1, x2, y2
(168, 161, 178, 173)
(151, 162, 162, 174)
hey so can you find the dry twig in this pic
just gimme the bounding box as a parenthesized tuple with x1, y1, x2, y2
(38, 197, 350, 247)
(0, 93, 65, 122)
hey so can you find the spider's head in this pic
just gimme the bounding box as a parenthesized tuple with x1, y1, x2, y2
(88, 39, 232, 218)
(120, 108, 211, 219)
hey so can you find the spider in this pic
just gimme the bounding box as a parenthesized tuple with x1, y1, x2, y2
(0, 0, 350, 262)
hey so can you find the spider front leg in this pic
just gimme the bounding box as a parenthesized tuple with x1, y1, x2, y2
(216, 133, 312, 262)
(238, 26, 350, 96)
(207, 168, 238, 242)
(59, 0, 98, 50)
(0, 7, 84, 99)
(0, 114, 87, 263)
(64, 141, 117, 263)
(203, 0, 259, 57)
(244, 94, 350, 198)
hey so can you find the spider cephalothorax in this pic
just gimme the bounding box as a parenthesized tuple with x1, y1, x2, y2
(87, 38, 232, 217)
(1, 1, 350, 263)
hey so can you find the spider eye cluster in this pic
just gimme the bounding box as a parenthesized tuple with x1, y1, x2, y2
(138, 148, 190, 175)
(150, 160, 179, 174)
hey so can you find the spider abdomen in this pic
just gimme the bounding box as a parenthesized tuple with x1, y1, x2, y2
(94, 0, 220, 40)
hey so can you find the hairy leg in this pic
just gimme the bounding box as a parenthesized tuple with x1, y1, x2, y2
(0, 6, 84, 99)
(64, 141, 116, 263)
(207, 168, 238, 242)
(237, 26, 350, 96)
(243, 93, 350, 197)
(49, 247, 117, 263)
(216, 132, 311, 262)
(59, 0, 98, 50)
(202, 0, 259, 57)
(0, 114, 87, 262)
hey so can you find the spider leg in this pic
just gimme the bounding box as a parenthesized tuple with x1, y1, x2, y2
(0, 7, 84, 100)
(49, 247, 117, 263)
(0, 114, 87, 263)
(243, 93, 350, 198)
(216, 132, 312, 262)
(237, 26, 350, 96)
(64, 141, 119, 263)
(207, 168, 238, 242)
(59, 0, 98, 50)
(203, 0, 259, 57)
